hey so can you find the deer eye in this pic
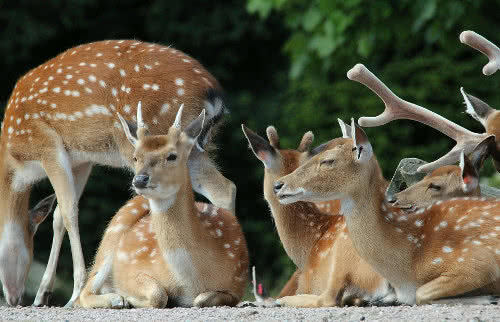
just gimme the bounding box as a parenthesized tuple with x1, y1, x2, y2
(166, 154, 177, 162)
(320, 159, 335, 166)
(428, 183, 441, 191)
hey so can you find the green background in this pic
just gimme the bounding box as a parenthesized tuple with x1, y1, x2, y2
(1, 0, 499, 305)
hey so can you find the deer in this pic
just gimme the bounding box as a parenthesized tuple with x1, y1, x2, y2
(78, 105, 248, 308)
(243, 124, 397, 307)
(0, 40, 236, 307)
(244, 120, 493, 307)
(273, 64, 500, 305)
(457, 31, 500, 171)
(0, 194, 56, 306)
(388, 136, 495, 210)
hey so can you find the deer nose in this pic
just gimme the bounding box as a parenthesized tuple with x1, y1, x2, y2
(386, 195, 397, 204)
(133, 175, 150, 189)
(273, 181, 284, 194)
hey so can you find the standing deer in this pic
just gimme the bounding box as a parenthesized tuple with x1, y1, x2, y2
(0, 40, 236, 307)
(274, 65, 500, 305)
(78, 106, 248, 308)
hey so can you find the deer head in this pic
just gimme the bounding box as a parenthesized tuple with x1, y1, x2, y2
(0, 194, 55, 306)
(388, 136, 494, 209)
(119, 102, 205, 201)
(274, 119, 376, 208)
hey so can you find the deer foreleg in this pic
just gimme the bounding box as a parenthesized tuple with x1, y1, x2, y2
(194, 290, 240, 307)
(42, 147, 86, 308)
(34, 163, 93, 306)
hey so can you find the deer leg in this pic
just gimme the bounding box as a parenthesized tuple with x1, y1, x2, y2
(278, 270, 300, 298)
(194, 290, 239, 307)
(41, 148, 86, 308)
(33, 163, 93, 307)
(124, 273, 168, 308)
(78, 289, 128, 309)
(416, 274, 490, 305)
(188, 151, 236, 212)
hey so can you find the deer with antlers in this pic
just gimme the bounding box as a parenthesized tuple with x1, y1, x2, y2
(457, 31, 500, 171)
(274, 65, 500, 305)
(244, 120, 495, 307)
(0, 40, 236, 306)
(78, 106, 248, 308)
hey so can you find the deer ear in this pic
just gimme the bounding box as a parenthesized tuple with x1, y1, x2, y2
(242, 124, 278, 169)
(297, 131, 314, 152)
(117, 113, 138, 147)
(266, 126, 281, 149)
(29, 194, 56, 235)
(469, 135, 495, 171)
(351, 119, 373, 162)
(338, 119, 352, 138)
(185, 109, 206, 143)
(461, 87, 494, 127)
(460, 151, 479, 193)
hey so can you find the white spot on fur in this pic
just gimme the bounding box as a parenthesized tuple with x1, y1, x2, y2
(442, 246, 453, 253)
(432, 257, 443, 264)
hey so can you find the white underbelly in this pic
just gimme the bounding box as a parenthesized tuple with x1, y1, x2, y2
(11, 148, 129, 191)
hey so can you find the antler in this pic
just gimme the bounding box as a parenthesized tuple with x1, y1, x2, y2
(347, 64, 489, 173)
(460, 30, 500, 76)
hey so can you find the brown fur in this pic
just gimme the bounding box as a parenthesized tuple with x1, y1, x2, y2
(393, 165, 481, 209)
(277, 127, 500, 305)
(244, 128, 394, 307)
(79, 117, 248, 308)
(0, 40, 236, 306)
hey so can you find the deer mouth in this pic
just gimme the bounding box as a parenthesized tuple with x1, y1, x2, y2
(277, 189, 305, 204)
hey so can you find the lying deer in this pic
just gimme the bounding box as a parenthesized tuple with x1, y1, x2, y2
(389, 136, 494, 209)
(243, 124, 396, 307)
(78, 106, 248, 308)
(274, 65, 500, 305)
(0, 40, 235, 306)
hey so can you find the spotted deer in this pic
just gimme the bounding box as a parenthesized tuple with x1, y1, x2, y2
(0, 40, 236, 306)
(274, 67, 500, 305)
(243, 124, 397, 307)
(389, 136, 495, 210)
(78, 106, 247, 308)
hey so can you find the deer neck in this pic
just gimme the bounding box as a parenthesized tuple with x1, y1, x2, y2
(149, 169, 203, 254)
(264, 174, 333, 269)
(342, 161, 415, 290)
(0, 150, 32, 263)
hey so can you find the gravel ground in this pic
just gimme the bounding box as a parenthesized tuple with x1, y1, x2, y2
(1, 304, 499, 321)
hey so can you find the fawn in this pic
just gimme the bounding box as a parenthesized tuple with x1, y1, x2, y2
(78, 106, 247, 308)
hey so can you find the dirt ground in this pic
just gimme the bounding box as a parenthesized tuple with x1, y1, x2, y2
(1, 303, 499, 321)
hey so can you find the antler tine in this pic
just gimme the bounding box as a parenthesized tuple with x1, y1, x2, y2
(347, 64, 489, 173)
(460, 31, 500, 76)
